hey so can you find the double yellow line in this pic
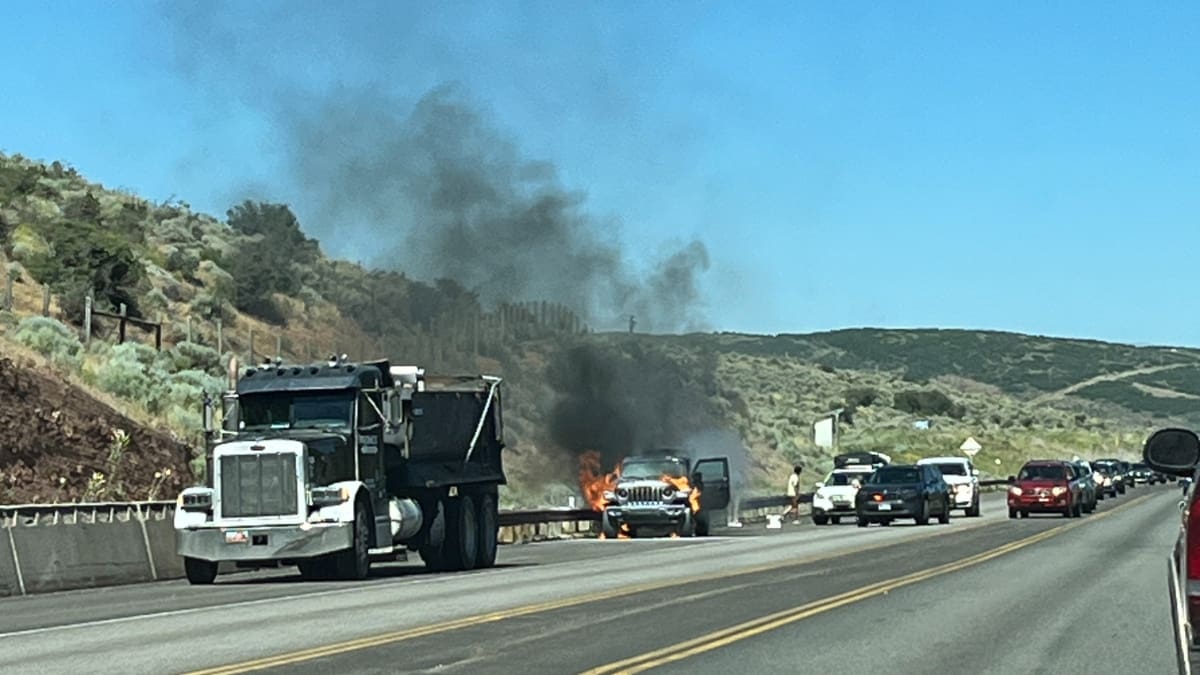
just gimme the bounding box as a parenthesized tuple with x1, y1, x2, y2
(583, 492, 1155, 675)
(184, 494, 1147, 675)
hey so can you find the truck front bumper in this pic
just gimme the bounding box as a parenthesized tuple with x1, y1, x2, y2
(606, 505, 691, 525)
(176, 522, 353, 562)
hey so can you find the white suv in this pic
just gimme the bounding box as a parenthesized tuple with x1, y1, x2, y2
(917, 456, 981, 517)
(811, 466, 875, 525)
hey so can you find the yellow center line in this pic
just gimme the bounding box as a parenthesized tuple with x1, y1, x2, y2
(582, 492, 1156, 675)
(180, 495, 1116, 675)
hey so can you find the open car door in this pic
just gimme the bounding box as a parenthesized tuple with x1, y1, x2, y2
(693, 457, 731, 511)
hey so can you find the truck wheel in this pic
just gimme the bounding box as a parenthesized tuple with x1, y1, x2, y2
(812, 513, 829, 526)
(184, 557, 218, 585)
(966, 498, 981, 518)
(937, 498, 951, 524)
(445, 495, 479, 571)
(694, 511, 711, 537)
(333, 500, 372, 580)
(474, 493, 498, 569)
(915, 500, 930, 526)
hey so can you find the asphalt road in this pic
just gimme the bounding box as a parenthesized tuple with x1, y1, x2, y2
(0, 488, 1180, 674)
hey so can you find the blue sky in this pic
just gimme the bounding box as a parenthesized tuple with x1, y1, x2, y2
(1, 1, 1197, 344)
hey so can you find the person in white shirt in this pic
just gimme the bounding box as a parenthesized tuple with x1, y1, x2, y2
(782, 465, 804, 522)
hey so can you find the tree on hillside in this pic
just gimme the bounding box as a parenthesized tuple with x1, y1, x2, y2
(223, 201, 320, 325)
(25, 221, 147, 321)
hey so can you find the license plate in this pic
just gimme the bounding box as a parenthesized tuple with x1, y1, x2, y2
(878, 504, 892, 511)
(224, 530, 249, 544)
(833, 498, 848, 505)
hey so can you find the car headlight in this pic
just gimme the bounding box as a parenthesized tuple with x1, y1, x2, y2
(179, 488, 214, 512)
(616, 487, 629, 500)
(1009, 486, 1023, 496)
(662, 486, 676, 500)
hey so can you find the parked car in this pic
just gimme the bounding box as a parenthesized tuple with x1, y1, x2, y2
(1093, 459, 1128, 495)
(855, 464, 952, 527)
(1140, 428, 1200, 673)
(811, 465, 875, 525)
(1092, 463, 1120, 499)
(1119, 460, 1135, 487)
(1071, 460, 1099, 513)
(917, 456, 981, 516)
(1008, 460, 1083, 518)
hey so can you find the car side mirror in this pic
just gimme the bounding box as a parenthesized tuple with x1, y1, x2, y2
(814, 482, 825, 489)
(972, 469, 980, 477)
(1144, 428, 1200, 478)
(1007, 475, 1016, 484)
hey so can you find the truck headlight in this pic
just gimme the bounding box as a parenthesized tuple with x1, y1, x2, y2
(178, 488, 214, 512)
(311, 486, 350, 507)
(662, 486, 676, 500)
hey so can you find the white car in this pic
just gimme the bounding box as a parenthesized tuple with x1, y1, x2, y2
(811, 466, 875, 525)
(917, 456, 981, 517)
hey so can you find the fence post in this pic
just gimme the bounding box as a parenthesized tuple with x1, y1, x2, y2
(41, 285, 51, 317)
(154, 313, 163, 352)
(83, 294, 92, 345)
(186, 317, 193, 344)
(276, 334, 282, 360)
(2, 273, 12, 312)
(216, 318, 223, 355)
(118, 303, 128, 344)
(249, 328, 256, 365)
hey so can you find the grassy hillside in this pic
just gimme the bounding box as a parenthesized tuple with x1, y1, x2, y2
(0, 151, 1184, 504)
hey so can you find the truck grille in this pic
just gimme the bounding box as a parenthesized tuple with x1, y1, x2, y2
(627, 485, 665, 504)
(219, 453, 299, 518)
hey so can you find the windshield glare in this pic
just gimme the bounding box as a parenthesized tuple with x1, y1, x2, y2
(240, 392, 354, 431)
(622, 459, 686, 479)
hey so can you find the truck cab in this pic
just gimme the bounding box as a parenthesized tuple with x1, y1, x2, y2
(599, 450, 730, 538)
(174, 356, 506, 584)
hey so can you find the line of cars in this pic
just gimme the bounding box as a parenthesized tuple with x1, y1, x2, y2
(1005, 457, 1170, 519)
(809, 451, 1169, 527)
(810, 452, 981, 527)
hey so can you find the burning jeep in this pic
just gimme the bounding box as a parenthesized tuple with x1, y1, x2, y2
(592, 451, 730, 538)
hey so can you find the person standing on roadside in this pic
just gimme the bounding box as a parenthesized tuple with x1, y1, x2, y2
(782, 464, 804, 522)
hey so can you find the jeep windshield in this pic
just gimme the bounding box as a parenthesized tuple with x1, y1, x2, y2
(239, 391, 354, 432)
(622, 459, 687, 479)
(825, 473, 862, 486)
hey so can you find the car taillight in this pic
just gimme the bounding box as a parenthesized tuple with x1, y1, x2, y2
(1187, 496, 1200, 581)
(872, 493, 884, 502)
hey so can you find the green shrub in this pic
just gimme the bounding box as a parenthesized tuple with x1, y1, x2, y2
(11, 316, 83, 368)
(893, 389, 966, 419)
(168, 342, 222, 374)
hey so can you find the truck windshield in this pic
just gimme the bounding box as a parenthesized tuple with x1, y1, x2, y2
(622, 459, 687, 479)
(240, 392, 354, 431)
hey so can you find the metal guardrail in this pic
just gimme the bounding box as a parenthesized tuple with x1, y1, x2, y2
(1, 480, 1015, 528)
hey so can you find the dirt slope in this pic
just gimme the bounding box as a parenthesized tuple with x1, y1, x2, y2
(0, 358, 193, 503)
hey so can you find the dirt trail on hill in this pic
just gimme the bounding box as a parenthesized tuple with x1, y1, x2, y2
(1030, 363, 1189, 404)
(0, 358, 194, 504)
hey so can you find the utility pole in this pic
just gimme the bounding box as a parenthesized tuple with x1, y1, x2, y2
(628, 315, 637, 334)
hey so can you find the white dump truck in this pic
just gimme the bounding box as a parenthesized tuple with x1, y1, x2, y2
(175, 356, 506, 583)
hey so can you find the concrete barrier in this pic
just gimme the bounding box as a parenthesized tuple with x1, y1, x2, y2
(142, 515, 184, 580)
(11, 517, 154, 594)
(0, 529, 20, 597)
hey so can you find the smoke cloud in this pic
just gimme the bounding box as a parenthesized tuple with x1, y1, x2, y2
(158, 6, 711, 333)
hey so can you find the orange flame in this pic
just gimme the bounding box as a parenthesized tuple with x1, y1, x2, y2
(579, 450, 622, 512)
(661, 474, 702, 513)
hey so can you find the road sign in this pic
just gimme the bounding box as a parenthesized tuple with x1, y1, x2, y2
(960, 436, 982, 457)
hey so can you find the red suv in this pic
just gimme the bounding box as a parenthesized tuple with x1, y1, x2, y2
(1008, 460, 1082, 518)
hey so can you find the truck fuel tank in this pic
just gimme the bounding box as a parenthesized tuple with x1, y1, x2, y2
(389, 498, 424, 543)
